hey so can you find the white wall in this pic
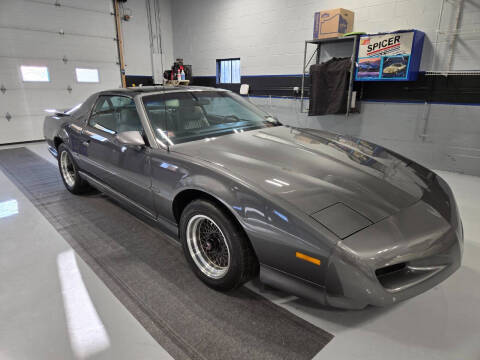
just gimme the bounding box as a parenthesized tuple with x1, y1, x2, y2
(121, 0, 153, 76)
(121, 0, 174, 79)
(172, 0, 480, 76)
(154, 0, 175, 81)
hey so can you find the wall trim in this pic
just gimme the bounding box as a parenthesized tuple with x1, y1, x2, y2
(245, 96, 480, 106)
(192, 71, 480, 105)
(362, 99, 480, 106)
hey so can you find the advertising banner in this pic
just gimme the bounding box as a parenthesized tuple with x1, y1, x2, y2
(355, 30, 424, 81)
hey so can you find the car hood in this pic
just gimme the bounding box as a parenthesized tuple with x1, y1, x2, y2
(173, 126, 429, 222)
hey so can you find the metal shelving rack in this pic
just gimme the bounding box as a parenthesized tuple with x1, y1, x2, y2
(300, 35, 359, 118)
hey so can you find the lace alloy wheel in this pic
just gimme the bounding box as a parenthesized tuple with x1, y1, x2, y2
(186, 214, 231, 279)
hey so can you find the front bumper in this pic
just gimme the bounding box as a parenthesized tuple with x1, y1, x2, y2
(324, 176, 463, 309)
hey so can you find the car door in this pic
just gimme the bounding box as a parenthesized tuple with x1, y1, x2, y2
(79, 95, 117, 185)
(80, 95, 154, 214)
(109, 98, 154, 214)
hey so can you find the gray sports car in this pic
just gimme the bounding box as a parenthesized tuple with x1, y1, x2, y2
(44, 86, 463, 309)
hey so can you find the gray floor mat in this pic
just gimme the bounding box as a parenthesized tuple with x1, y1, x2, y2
(0, 147, 333, 360)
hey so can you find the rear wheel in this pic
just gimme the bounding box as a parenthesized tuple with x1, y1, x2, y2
(57, 143, 91, 194)
(180, 199, 258, 290)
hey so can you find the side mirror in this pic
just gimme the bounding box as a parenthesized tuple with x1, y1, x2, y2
(116, 131, 145, 148)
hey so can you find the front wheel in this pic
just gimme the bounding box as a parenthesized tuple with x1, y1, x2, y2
(57, 143, 91, 194)
(180, 199, 258, 291)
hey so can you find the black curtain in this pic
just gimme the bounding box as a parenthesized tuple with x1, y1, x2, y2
(309, 57, 351, 115)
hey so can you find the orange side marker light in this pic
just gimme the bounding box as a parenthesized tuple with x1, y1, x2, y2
(296, 252, 321, 266)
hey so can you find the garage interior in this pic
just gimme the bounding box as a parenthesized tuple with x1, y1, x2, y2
(1, 0, 480, 359)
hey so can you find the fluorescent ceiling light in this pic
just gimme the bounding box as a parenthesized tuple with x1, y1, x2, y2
(273, 178, 290, 186)
(265, 179, 283, 187)
(76, 68, 99, 83)
(21, 66, 50, 82)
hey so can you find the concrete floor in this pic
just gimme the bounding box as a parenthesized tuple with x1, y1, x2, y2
(0, 143, 172, 360)
(1, 142, 479, 360)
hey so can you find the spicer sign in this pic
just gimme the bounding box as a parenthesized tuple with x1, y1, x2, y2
(365, 35, 401, 54)
(355, 30, 425, 82)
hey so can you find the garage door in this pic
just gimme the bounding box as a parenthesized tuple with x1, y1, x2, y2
(0, 0, 121, 144)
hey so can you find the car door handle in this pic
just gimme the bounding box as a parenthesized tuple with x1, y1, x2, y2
(82, 140, 90, 147)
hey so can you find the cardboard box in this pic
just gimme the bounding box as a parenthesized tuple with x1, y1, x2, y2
(313, 8, 354, 39)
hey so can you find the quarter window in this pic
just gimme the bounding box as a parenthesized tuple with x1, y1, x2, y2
(89, 96, 143, 134)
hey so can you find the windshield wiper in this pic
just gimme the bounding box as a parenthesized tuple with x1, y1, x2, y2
(264, 115, 282, 125)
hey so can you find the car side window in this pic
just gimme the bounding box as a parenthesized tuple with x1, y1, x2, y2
(89, 95, 143, 134)
(143, 97, 167, 137)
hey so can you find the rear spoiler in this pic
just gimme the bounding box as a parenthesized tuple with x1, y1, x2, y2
(45, 109, 69, 118)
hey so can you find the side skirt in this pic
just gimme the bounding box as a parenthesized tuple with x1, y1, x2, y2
(78, 171, 179, 240)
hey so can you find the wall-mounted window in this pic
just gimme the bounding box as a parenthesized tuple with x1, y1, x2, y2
(76, 68, 100, 83)
(20, 66, 50, 82)
(216, 58, 240, 84)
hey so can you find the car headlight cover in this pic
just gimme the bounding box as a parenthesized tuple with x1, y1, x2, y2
(311, 202, 372, 239)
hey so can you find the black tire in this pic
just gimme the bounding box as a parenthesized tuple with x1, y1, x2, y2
(180, 199, 259, 291)
(57, 143, 91, 195)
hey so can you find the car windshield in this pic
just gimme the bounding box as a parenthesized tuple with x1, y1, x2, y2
(142, 91, 280, 145)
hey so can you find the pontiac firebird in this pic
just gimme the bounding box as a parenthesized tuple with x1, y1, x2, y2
(383, 63, 407, 74)
(44, 86, 463, 309)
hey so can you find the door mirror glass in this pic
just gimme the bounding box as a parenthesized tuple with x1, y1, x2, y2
(116, 131, 145, 147)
